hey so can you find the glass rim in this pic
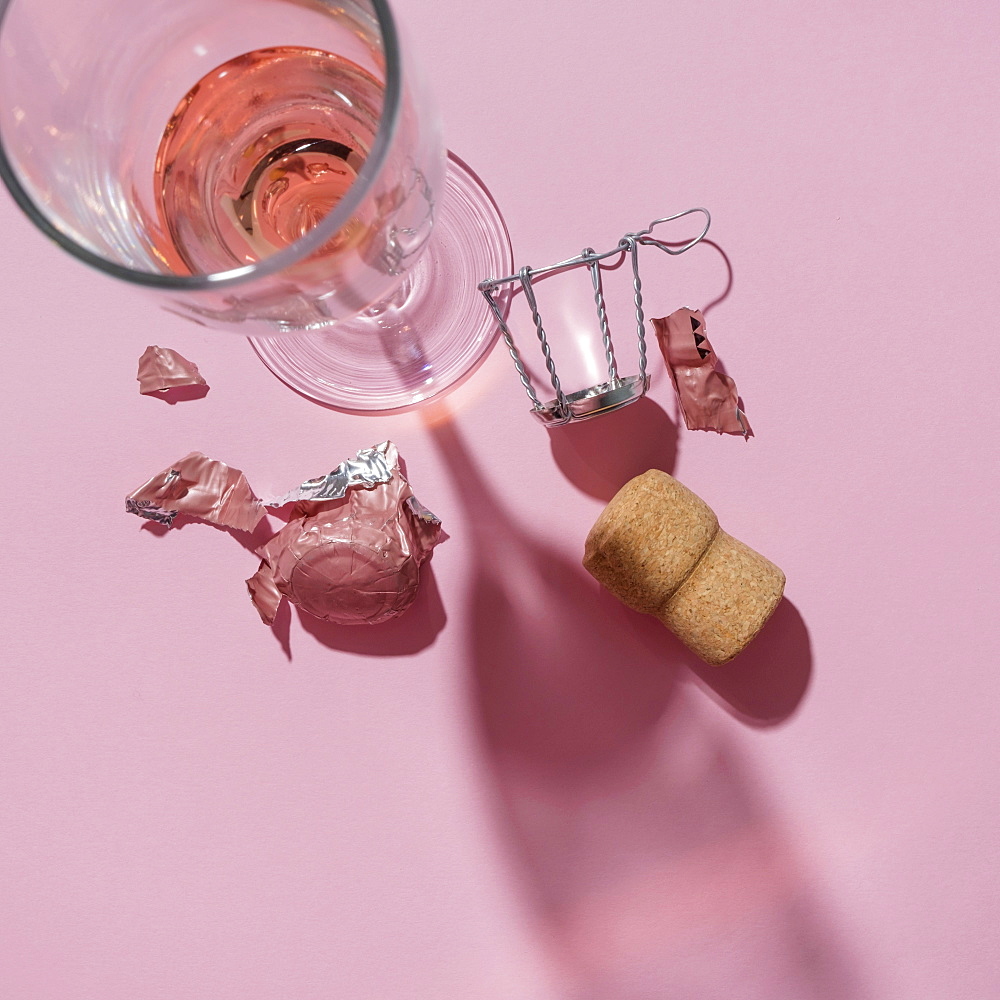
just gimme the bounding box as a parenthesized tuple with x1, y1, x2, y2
(0, 0, 403, 291)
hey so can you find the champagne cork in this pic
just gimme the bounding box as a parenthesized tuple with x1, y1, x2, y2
(583, 470, 785, 665)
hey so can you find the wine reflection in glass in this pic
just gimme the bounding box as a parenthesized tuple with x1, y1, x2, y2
(0, 0, 512, 410)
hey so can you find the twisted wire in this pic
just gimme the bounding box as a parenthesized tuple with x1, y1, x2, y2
(481, 287, 542, 408)
(626, 237, 649, 381)
(519, 266, 568, 411)
(584, 248, 617, 383)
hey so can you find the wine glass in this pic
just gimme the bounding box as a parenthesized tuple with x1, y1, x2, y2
(0, 0, 512, 410)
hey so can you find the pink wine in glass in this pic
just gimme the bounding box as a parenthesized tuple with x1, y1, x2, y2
(153, 46, 383, 275)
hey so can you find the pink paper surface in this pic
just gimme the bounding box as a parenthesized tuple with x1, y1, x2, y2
(2, 3, 1000, 1000)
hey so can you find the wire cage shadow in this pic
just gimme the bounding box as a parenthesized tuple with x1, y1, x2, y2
(479, 208, 711, 427)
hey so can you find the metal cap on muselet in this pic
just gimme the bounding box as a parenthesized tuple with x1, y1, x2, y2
(583, 470, 785, 665)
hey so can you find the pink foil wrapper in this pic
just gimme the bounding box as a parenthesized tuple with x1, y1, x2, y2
(137, 346, 208, 395)
(125, 453, 264, 532)
(247, 442, 442, 626)
(652, 308, 750, 437)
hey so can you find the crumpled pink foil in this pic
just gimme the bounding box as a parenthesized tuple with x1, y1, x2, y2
(125, 442, 442, 625)
(125, 453, 263, 531)
(652, 308, 750, 437)
(246, 442, 442, 626)
(137, 346, 208, 395)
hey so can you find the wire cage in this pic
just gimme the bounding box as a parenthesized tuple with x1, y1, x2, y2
(478, 208, 711, 426)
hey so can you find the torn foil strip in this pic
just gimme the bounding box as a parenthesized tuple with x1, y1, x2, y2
(125, 453, 263, 532)
(652, 308, 750, 437)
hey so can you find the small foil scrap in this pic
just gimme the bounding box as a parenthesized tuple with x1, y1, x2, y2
(247, 441, 443, 627)
(137, 345, 208, 395)
(652, 308, 750, 437)
(125, 452, 264, 532)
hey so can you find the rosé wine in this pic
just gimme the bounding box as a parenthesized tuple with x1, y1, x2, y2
(153, 46, 383, 275)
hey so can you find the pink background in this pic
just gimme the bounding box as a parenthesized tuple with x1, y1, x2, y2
(2, 1, 999, 997)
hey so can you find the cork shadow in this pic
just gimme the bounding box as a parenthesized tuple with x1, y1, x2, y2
(686, 597, 812, 726)
(627, 595, 813, 727)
